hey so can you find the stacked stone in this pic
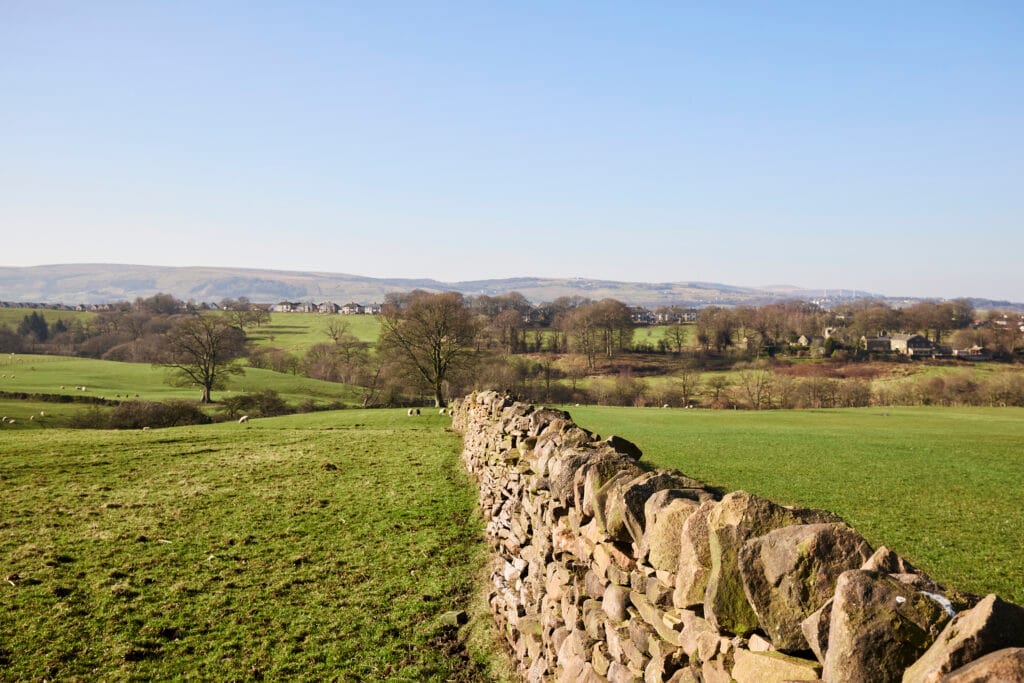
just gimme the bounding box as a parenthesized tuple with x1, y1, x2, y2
(452, 391, 1024, 682)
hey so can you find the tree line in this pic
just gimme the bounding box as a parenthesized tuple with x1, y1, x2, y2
(2, 290, 1021, 409)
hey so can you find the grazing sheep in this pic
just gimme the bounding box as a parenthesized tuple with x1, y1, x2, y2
(438, 408, 446, 415)
(238, 415, 250, 423)
(60, 385, 65, 390)
(415, 408, 420, 415)
(407, 408, 414, 416)
(142, 426, 150, 431)
(29, 415, 34, 421)
(39, 411, 44, 417)
(662, 404, 670, 409)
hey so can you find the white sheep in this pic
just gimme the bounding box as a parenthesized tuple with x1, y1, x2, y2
(439, 408, 446, 415)
(142, 426, 150, 431)
(29, 415, 34, 421)
(238, 415, 250, 423)
(39, 411, 44, 417)
(407, 408, 414, 416)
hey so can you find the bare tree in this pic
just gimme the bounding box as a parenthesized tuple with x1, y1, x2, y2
(737, 364, 775, 409)
(157, 315, 247, 403)
(706, 374, 732, 403)
(677, 364, 701, 407)
(665, 324, 687, 354)
(378, 291, 478, 407)
(325, 319, 352, 344)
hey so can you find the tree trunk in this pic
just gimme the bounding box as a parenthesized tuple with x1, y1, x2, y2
(201, 384, 212, 403)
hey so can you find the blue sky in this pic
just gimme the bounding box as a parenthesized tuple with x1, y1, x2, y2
(3, 2, 1022, 300)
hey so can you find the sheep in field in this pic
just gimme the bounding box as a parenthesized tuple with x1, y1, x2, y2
(238, 415, 250, 423)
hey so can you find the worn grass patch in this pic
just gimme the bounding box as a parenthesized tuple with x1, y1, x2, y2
(569, 405, 1024, 605)
(0, 409, 499, 680)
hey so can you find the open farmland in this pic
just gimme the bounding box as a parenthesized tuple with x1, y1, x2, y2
(0, 410, 503, 681)
(0, 354, 362, 426)
(247, 313, 381, 353)
(0, 308, 95, 330)
(569, 404, 1024, 605)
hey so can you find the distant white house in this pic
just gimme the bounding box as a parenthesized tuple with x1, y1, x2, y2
(341, 302, 364, 315)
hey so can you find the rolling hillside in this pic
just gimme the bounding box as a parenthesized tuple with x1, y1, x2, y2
(0, 263, 880, 308)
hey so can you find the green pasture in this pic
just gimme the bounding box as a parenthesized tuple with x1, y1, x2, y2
(569, 405, 1024, 604)
(246, 313, 381, 353)
(0, 410, 502, 681)
(0, 308, 95, 330)
(0, 354, 361, 424)
(635, 324, 695, 350)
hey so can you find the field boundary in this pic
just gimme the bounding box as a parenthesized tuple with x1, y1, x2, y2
(453, 391, 1024, 681)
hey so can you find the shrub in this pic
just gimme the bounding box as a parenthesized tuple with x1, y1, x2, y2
(66, 405, 111, 429)
(108, 400, 212, 429)
(219, 390, 291, 419)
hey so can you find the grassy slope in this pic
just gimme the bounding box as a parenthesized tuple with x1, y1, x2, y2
(569, 405, 1024, 604)
(0, 354, 361, 424)
(0, 309, 95, 329)
(0, 410, 499, 681)
(247, 314, 381, 353)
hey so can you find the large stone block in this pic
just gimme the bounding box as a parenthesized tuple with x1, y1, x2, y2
(704, 491, 840, 637)
(731, 648, 822, 682)
(801, 598, 833, 663)
(641, 493, 700, 572)
(824, 569, 951, 683)
(602, 471, 695, 545)
(673, 499, 715, 609)
(593, 471, 640, 538)
(738, 522, 873, 651)
(940, 647, 1024, 682)
(903, 594, 1024, 683)
(548, 448, 599, 505)
(577, 455, 644, 519)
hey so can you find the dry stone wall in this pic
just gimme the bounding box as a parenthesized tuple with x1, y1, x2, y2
(451, 391, 1024, 683)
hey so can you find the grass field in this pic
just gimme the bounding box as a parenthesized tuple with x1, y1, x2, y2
(0, 354, 362, 427)
(0, 410, 503, 681)
(247, 314, 381, 353)
(568, 405, 1024, 604)
(0, 308, 95, 330)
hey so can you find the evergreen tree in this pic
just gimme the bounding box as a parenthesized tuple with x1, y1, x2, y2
(17, 312, 49, 342)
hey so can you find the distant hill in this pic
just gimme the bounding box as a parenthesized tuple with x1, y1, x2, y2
(0, 263, 1017, 310)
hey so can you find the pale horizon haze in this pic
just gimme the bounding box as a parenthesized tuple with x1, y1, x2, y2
(3, 2, 1022, 301)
